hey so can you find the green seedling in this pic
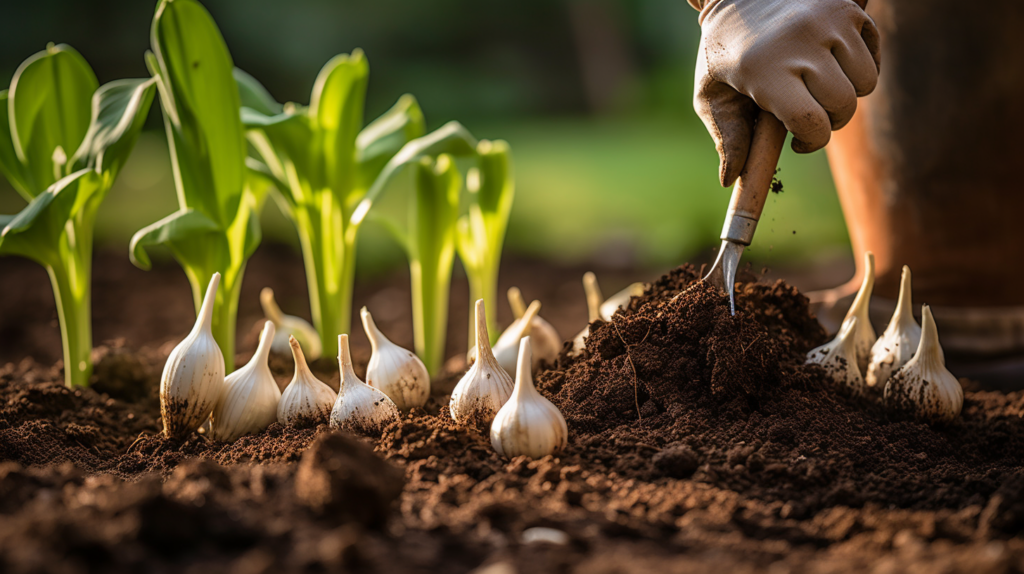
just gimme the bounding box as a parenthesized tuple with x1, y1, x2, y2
(0, 44, 156, 388)
(456, 140, 515, 349)
(376, 154, 461, 375)
(130, 0, 266, 370)
(238, 55, 477, 358)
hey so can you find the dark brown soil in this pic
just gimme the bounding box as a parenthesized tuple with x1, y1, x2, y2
(1, 250, 1023, 573)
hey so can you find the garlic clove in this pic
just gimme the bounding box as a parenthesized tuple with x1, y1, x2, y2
(160, 273, 226, 439)
(490, 336, 569, 459)
(842, 252, 877, 374)
(884, 305, 963, 423)
(866, 266, 922, 388)
(278, 336, 336, 427)
(260, 287, 321, 360)
(467, 300, 541, 380)
(450, 299, 515, 427)
(806, 317, 865, 396)
(361, 306, 430, 411)
(491, 300, 541, 379)
(330, 334, 401, 434)
(508, 287, 562, 369)
(211, 320, 283, 442)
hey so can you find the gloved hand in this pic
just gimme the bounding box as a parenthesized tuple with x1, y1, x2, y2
(691, 0, 881, 186)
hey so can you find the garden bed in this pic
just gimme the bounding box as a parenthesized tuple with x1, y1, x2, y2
(1, 249, 1023, 573)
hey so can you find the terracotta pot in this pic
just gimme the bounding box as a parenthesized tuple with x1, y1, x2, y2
(818, 0, 1024, 371)
(827, 0, 1024, 306)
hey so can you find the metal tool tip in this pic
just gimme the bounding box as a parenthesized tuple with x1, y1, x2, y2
(703, 240, 744, 316)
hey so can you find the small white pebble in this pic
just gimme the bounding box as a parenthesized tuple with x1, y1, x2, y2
(521, 527, 570, 545)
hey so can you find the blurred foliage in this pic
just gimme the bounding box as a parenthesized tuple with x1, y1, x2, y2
(0, 0, 848, 273)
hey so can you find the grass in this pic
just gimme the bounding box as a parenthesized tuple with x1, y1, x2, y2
(0, 116, 849, 274)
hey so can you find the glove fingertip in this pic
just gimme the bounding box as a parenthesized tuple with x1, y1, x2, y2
(791, 135, 828, 154)
(720, 153, 743, 187)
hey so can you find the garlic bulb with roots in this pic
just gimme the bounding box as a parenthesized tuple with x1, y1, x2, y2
(842, 252, 877, 374)
(278, 336, 336, 426)
(330, 334, 401, 434)
(211, 321, 282, 442)
(866, 266, 921, 389)
(570, 272, 645, 355)
(260, 287, 321, 360)
(508, 287, 561, 368)
(884, 305, 963, 423)
(806, 317, 865, 396)
(468, 300, 541, 380)
(361, 306, 429, 410)
(160, 273, 226, 438)
(490, 337, 569, 459)
(450, 299, 515, 427)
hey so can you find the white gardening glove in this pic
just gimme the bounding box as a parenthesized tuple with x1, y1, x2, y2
(691, 0, 881, 186)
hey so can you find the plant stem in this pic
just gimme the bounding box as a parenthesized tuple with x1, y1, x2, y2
(410, 257, 451, 375)
(46, 256, 92, 389)
(296, 195, 356, 359)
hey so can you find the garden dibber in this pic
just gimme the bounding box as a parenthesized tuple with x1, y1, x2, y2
(703, 109, 788, 314)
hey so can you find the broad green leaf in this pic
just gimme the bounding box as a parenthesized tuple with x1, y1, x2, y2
(8, 44, 97, 195)
(242, 201, 262, 261)
(129, 208, 221, 270)
(474, 139, 515, 234)
(244, 109, 315, 209)
(245, 157, 284, 204)
(234, 68, 282, 115)
(152, 0, 246, 227)
(0, 169, 101, 263)
(353, 121, 478, 227)
(406, 154, 461, 374)
(409, 154, 460, 260)
(0, 91, 33, 201)
(310, 50, 368, 199)
(71, 78, 157, 185)
(356, 94, 425, 189)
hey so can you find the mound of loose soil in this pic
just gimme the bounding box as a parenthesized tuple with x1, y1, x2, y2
(2, 258, 1024, 573)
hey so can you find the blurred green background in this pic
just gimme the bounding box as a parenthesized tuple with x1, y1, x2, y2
(0, 0, 850, 276)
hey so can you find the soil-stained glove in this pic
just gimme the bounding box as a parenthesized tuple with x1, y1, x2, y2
(691, 0, 880, 186)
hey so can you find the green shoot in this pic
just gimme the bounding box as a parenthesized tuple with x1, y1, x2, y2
(238, 55, 476, 358)
(130, 0, 263, 370)
(375, 155, 461, 375)
(357, 122, 480, 372)
(456, 140, 515, 348)
(0, 44, 156, 388)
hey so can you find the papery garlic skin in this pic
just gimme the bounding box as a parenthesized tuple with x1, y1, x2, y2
(211, 321, 282, 442)
(451, 299, 515, 427)
(508, 287, 561, 368)
(491, 337, 569, 459)
(260, 287, 321, 360)
(884, 305, 963, 424)
(842, 252, 877, 374)
(330, 334, 401, 434)
(361, 307, 429, 411)
(278, 336, 336, 427)
(807, 317, 865, 396)
(160, 273, 226, 439)
(866, 266, 921, 389)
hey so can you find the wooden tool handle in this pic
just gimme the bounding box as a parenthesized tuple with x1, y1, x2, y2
(720, 109, 788, 245)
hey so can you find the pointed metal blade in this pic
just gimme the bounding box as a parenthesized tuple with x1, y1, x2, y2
(703, 240, 745, 315)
